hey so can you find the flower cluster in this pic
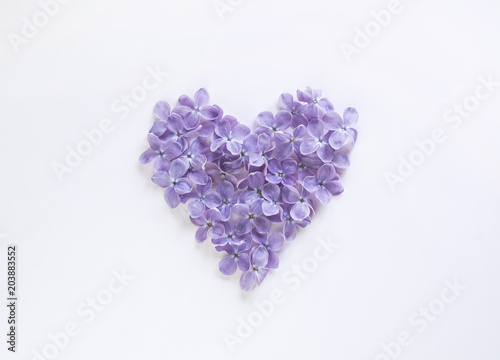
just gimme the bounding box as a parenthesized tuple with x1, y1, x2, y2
(140, 87, 358, 291)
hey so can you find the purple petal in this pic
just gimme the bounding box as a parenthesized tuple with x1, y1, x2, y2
(267, 159, 281, 175)
(178, 95, 195, 108)
(268, 232, 285, 251)
(252, 246, 269, 267)
(147, 133, 162, 151)
(284, 222, 297, 241)
(153, 101, 170, 121)
(163, 141, 183, 160)
(274, 111, 292, 130)
(279, 93, 294, 110)
(303, 176, 319, 193)
(282, 159, 297, 175)
(205, 208, 222, 222)
(318, 164, 337, 182)
(167, 113, 184, 132)
(219, 256, 237, 275)
(262, 183, 280, 201)
(204, 193, 222, 208)
(209, 223, 225, 238)
(237, 253, 250, 271)
(240, 271, 258, 292)
(343, 107, 358, 127)
(188, 170, 209, 185)
(151, 171, 171, 188)
(262, 202, 280, 216)
(265, 173, 282, 184)
(282, 186, 300, 204)
(150, 121, 167, 137)
(200, 105, 218, 120)
(328, 130, 347, 149)
(347, 128, 358, 143)
(235, 218, 252, 235)
(257, 111, 274, 127)
(226, 140, 242, 155)
(215, 119, 231, 139)
(188, 199, 205, 218)
(324, 180, 344, 196)
(139, 149, 158, 164)
(183, 112, 201, 130)
(164, 187, 180, 208)
(307, 119, 325, 139)
(198, 121, 215, 137)
(317, 144, 334, 162)
(267, 251, 280, 269)
(316, 187, 332, 204)
(194, 88, 210, 107)
(275, 141, 293, 160)
(232, 124, 251, 141)
(332, 151, 350, 170)
(195, 227, 208, 243)
(169, 158, 189, 179)
(300, 138, 320, 155)
(282, 175, 297, 186)
(290, 202, 310, 221)
(174, 178, 193, 194)
(233, 203, 250, 217)
(247, 172, 265, 189)
(218, 180, 234, 200)
(253, 216, 270, 234)
(322, 111, 343, 130)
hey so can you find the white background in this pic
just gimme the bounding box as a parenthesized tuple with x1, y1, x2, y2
(1, 0, 499, 359)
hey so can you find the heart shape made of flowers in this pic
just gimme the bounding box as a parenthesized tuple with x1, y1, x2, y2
(140, 87, 358, 291)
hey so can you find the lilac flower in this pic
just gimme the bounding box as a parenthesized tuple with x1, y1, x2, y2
(217, 241, 251, 276)
(239, 172, 265, 204)
(151, 159, 193, 208)
(149, 101, 171, 136)
(297, 87, 334, 115)
(296, 153, 324, 182)
(233, 199, 271, 235)
(190, 208, 224, 243)
(249, 133, 275, 167)
(279, 93, 308, 127)
(255, 111, 292, 137)
(266, 159, 297, 186)
(177, 137, 207, 170)
(210, 119, 251, 155)
(281, 185, 313, 221)
(303, 164, 344, 204)
(173, 88, 219, 130)
(323, 108, 358, 149)
(205, 163, 238, 187)
(217, 180, 238, 220)
(332, 150, 350, 172)
(180, 178, 222, 218)
(251, 230, 285, 269)
(299, 119, 334, 162)
(240, 251, 270, 292)
(261, 183, 282, 216)
(159, 113, 193, 147)
(212, 222, 250, 247)
(281, 205, 311, 241)
(139, 133, 183, 170)
(274, 125, 306, 159)
(224, 134, 258, 171)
